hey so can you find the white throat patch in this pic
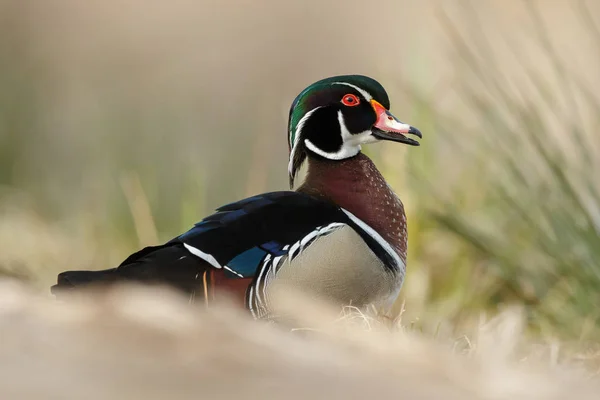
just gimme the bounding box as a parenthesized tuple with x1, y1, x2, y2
(304, 110, 376, 160)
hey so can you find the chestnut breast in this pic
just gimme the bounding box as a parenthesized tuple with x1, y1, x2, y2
(298, 153, 407, 264)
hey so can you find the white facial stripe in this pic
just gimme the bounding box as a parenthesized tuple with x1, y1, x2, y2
(287, 142, 299, 177)
(337, 110, 378, 146)
(331, 82, 373, 102)
(305, 138, 361, 160)
(304, 111, 374, 160)
(304, 139, 360, 160)
(288, 106, 322, 176)
(290, 106, 321, 147)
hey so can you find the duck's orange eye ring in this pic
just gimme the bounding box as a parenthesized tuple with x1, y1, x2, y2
(341, 94, 360, 107)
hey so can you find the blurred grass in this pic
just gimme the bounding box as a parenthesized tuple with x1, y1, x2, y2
(1, 0, 599, 345)
(393, 1, 600, 342)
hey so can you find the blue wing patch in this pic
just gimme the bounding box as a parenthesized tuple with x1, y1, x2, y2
(259, 240, 287, 256)
(225, 247, 267, 278)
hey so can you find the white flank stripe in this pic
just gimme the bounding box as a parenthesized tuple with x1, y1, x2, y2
(319, 222, 346, 233)
(299, 229, 321, 247)
(269, 256, 282, 276)
(263, 258, 279, 304)
(331, 82, 373, 101)
(254, 257, 271, 314)
(247, 285, 256, 317)
(283, 222, 347, 263)
(183, 243, 222, 269)
(288, 241, 301, 260)
(341, 209, 404, 272)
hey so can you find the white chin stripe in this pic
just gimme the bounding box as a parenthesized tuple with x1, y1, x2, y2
(304, 138, 361, 160)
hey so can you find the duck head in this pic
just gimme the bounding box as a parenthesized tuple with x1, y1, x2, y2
(287, 75, 422, 187)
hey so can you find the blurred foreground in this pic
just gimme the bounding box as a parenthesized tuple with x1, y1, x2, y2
(1, 0, 600, 346)
(1, 279, 599, 399)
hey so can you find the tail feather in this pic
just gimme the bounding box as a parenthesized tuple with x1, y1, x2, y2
(51, 269, 117, 295)
(51, 244, 216, 300)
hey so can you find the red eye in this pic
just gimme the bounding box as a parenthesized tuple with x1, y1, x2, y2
(341, 94, 360, 107)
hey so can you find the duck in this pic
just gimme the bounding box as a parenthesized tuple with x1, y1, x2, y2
(51, 75, 422, 319)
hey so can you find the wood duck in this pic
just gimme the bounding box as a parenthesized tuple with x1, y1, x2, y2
(51, 75, 422, 319)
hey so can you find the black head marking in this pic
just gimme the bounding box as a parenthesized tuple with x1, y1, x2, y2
(287, 75, 392, 187)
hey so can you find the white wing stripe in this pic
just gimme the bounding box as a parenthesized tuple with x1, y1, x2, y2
(223, 265, 244, 278)
(183, 243, 222, 269)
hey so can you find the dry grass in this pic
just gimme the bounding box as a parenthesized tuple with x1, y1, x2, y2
(1, 279, 599, 400)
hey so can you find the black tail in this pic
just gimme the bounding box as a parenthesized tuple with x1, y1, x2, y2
(51, 269, 118, 296)
(51, 244, 213, 299)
